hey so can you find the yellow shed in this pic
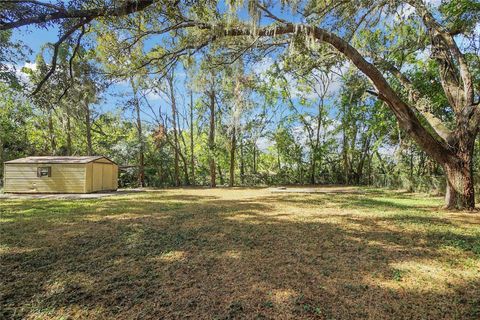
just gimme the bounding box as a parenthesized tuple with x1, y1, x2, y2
(3, 156, 118, 193)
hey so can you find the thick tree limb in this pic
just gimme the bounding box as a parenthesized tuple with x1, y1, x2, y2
(3, 0, 66, 12)
(0, 0, 156, 30)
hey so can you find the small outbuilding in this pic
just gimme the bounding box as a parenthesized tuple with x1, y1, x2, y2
(3, 156, 118, 193)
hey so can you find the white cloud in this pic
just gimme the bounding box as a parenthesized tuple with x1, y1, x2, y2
(397, 4, 416, 20)
(116, 79, 129, 87)
(3, 62, 36, 86)
(145, 91, 162, 101)
(23, 62, 36, 71)
(395, 0, 442, 21)
(252, 57, 274, 75)
(425, 0, 442, 7)
(257, 136, 272, 152)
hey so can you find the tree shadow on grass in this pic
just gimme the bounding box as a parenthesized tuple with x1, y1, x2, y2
(262, 192, 440, 213)
(339, 196, 431, 211)
(0, 191, 479, 319)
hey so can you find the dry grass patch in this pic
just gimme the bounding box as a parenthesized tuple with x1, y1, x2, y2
(1, 187, 479, 319)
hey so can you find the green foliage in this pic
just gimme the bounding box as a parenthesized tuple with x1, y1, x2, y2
(0, 30, 29, 88)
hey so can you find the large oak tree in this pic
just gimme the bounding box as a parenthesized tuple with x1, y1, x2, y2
(4, 0, 479, 209)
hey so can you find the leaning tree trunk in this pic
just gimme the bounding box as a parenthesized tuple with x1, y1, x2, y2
(443, 146, 475, 210)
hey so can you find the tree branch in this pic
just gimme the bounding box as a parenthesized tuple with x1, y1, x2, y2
(32, 18, 91, 95)
(3, 0, 66, 12)
(57, 24, 87, 103)
(407, 0, 474, 111)
(0, 0, 156, 30)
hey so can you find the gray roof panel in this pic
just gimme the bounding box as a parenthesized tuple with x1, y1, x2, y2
(4, 156, 116, 164)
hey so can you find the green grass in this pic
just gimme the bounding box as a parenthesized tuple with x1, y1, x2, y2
(1, 187, 479, 319)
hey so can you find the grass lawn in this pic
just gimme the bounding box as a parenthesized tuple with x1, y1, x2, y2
(1, 187, 479, 319)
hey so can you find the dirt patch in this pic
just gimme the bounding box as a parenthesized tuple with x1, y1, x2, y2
(269, 185, 366, 194)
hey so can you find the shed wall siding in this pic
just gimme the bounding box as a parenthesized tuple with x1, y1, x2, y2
(4, 164, 86, 193)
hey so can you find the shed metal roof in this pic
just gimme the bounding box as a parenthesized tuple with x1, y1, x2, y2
(4, 156, 116, 164)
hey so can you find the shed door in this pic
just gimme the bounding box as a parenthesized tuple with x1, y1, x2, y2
(92, 164, 103, 191)
(102, 164, 113, 190)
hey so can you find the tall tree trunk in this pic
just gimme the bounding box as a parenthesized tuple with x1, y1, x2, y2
(66, 108, 72, 156)
(298, 153, 303, 184)
(310, 155, 316, 185)
(218, 164, 224, 185)
(311, 99, 324, 185)
(131, 79, 145, 187)
(48, 108, 56, 155)
(443, 143, 475, 210)
(355, 134, 371, 185)
(84, 102, 93, 156)
(252, 143, 257, 174)
(342, 129, 349, 184)
(168, 75, 180, 187)
(277, 146, 281, 173)
(229, 126, 236, 187)
(208, 78, 216, 188)
(176, 110, 190, 185)
(367, 153, 373, 186)
(409, 147, 414, 191)
(189, 89, 195, 186)
(240, 138, 245, 185)
(0, 136, 3, 182)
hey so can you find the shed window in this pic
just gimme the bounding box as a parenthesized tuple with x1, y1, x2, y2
(37, 167, 51, 177)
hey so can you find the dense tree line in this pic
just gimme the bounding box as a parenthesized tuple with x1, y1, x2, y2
(0, 0, 479, 208)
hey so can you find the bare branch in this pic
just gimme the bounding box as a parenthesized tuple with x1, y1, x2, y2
(256, 3, 287, 24)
